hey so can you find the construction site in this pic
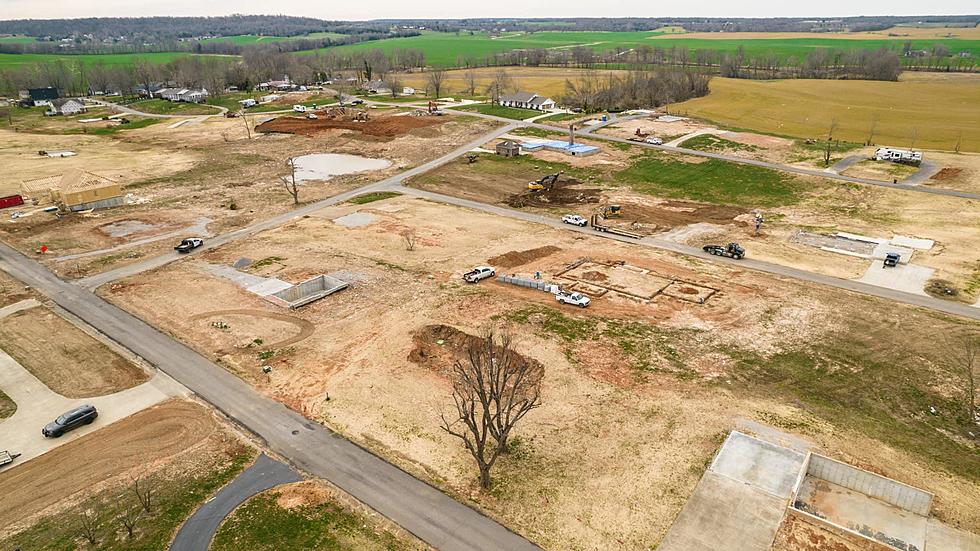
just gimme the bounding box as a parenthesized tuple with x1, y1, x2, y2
(1, 77, 979, 551)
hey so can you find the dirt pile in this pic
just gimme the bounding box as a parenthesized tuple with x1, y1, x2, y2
(408, 324, 542, 376)
(255, 113, 444, 139)
(488, 245, 561, 268)
(621, 200, 747, 231)
(930, 167, 963, 181)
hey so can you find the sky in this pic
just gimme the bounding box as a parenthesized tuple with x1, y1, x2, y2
(1, 0, 977, 20)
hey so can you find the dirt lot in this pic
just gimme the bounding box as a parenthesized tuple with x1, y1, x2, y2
(0, 399, 242, 537)
(102, 195, 980, 549)
(0, 306, 148, 397)
(772, 512, 880, 551)
(256, 110, 445, 138)
(0, 110, 498, 278)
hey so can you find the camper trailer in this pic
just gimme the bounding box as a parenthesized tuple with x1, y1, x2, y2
(874, 147, 923, 166)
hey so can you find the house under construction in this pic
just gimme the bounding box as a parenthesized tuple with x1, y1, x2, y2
(21, 169, 124, 211)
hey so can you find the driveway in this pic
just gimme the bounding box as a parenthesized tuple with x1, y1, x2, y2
(0, 348, 188, 466)
(170, 454, 301, 551)
(858, 261, 934, 296)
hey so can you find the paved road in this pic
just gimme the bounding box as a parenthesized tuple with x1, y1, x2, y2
(170, 454, 302, 551)
(76, 123, 519, 289)
(443, 109, 980, 201)
(54, 217, 213, 263)
(395, 185, 980, 321)
(1, 232, 538, 551)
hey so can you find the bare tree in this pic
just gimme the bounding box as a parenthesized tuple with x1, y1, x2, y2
(239, 110, 252, 139)
(948, 333, 979, 425)
(441, 329, 543, 490)
(866, 112, 879, 146)
(909, 126, 918, 151)
(426, 68, 447, 99)
(823, 118, 839, 167)
(955, 130, 963, 154)
(487, 70, 514, 105)
(131, 474, 155, 513)
(279, 157, 300, 205)
(464, 70, 478, 97)
(119, 501, 143, 539)
(76, 505, 102, 546)
(385, 75, 404, 98)
(402, 229, 417, 251)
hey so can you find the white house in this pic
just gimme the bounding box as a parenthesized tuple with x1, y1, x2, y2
(364, 80, 392, 95)
(402, 87, 416, 95)
(499, 92, 556, 111)
(46, 98, 87, 116)
(157, 88, 182, 101)
(239, 98, 258, 108)
(177, 89, 208, 103)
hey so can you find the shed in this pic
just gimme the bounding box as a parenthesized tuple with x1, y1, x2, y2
(495, 140, 521, 158)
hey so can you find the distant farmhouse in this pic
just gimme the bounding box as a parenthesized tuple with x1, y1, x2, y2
(499, 92, 556, 111)
(20, 87, 59, 107)
(257, 75, 296, 91)
(155, 87, 209, 103)
(46, 98, 87, 116)
(364, 79, 392, 95)
(21, 169, 123, 212)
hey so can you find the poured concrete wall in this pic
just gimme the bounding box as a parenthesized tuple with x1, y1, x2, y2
(806, 455, 932, 516)
(268, 274, 348, 308)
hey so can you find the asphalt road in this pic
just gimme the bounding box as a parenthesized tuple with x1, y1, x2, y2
(442, 109, 980, 201)
(170, 454, 302, 551)
(77, 122, 519, 289)
(394, 185, 980, 321)
(0, 241, 541, 551)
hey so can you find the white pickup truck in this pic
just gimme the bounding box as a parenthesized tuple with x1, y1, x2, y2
(463, 266, 496, 283)
(556, 290, 591, 308)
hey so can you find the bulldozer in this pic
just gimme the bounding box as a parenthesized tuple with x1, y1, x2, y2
(528, 172, 560, 192)
(601, 204, 622, 218)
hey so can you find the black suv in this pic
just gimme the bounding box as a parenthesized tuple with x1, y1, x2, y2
(43, 405, 98, 437)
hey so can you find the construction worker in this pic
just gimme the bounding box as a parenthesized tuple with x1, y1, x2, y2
(754, 213, 764, 234)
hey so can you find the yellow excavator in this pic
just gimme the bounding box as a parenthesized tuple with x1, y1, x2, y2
(601, 204, 622, 218)
(528, 172, 560, 192)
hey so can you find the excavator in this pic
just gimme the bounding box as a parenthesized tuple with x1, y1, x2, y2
(528, 172, 561, 192)
(600, 204, 622, 218)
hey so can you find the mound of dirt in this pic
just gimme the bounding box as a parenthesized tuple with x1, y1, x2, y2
(930, 167, 963, 181)
(408, 324, 542, 376)
(255, 114, 444, 139)
(621, 200, 747, 231)
(488, 245, 561, 269)
(506, 176, 602, 208)
(581, 270, 609, 282)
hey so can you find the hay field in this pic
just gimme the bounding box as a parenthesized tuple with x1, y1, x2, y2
(672, 75, 980, 152)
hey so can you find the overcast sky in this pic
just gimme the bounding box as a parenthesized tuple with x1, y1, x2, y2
(1, 0, 977, 21)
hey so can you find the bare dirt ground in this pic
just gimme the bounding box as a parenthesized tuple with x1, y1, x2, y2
(256, 110, 445, 138)
(771, 512, 879, 551)
(920, 151, 980, 193)
(0, 111, 498, 278)
(102, 195, 980, 549)
(0, 306, 148, 397)
(0, 399, 243, 538)
(842, 159, 920, 181)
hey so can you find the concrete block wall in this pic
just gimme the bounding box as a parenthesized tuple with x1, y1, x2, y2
(497, 275, 559, 293)
(806, 455, 932, 515)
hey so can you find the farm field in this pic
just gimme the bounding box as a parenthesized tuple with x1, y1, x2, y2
(0, 51, 231, 69)
(101, 191, 980, 549)
(672, 74, 980, 152)
(202, 32, 347, 44)
(313, 29, 980, 67)
(390, 66, 630, 99)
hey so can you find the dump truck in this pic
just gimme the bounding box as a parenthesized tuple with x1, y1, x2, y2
(702, 242, 745, 259)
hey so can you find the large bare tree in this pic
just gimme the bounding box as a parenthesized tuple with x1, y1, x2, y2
(948, 332, 979, 425)
(441, 329, 543, 489)
(279, 157, 300, 205)
(426, 68, 447, 99)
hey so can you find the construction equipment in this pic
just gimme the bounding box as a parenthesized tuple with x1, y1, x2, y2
(601, 205, 622, 218)
(590, 214, 642, 239)
(702, 242, 745, 260)
(528, 172, 560, 192)
(466, 154, 478, 164)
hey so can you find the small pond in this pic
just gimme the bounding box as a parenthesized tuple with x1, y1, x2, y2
(292, 153, 391, 183)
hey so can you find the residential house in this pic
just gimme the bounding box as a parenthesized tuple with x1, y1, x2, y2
(21, 87, 59, 107)
(21, 169, 123, 211)
(46, 98, 87, 116)
(364, 80, 392, 94)
(498, 91, 556, 111)
(177, 89, 208, 103)
(402, 87, 416, 95)
(257, 75, 294, 91)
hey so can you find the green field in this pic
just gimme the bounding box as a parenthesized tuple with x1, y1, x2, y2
(454, 103, 541, 120)
(0, 51, 227, 69)
(129, 98, 221, 115)
(0, 36, 37, 44)
(311, 30, 980, 67)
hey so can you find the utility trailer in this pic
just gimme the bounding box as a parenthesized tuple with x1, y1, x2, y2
(0, 450, 21, 468)
(590, 214, 642, 239)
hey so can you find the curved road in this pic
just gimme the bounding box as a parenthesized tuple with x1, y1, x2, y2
(90, 99, 228, 118)
(171, 454, 301, 551)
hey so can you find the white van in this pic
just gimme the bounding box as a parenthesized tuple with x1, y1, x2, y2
(292, 105, 306, 113)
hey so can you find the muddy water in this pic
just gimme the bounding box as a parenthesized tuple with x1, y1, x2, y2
(292, 153, 391, 183)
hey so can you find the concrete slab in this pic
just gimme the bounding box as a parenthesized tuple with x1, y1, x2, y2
(246, 279, 294, 297)
(0, 299, 41, 320)
(858, 261, 934, 296)
(871, 242, 915, 263)
(0, 350, 187, 466)
(926, 519, 980, 551)
(797, 476, 927, 550)
(710, 431, 807, 498)
(333, 212, 377, 228)
(891, 235, 935, 250)
(193, 262, 291, 297)
(659, 471, 789, 551)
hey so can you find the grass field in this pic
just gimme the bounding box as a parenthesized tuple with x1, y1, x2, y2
(673, 75, 980, 152)
(0, 36, 36, 44)
(202, 32, 346, 44)
(454, 103, 542, 120)
(129, 98, 221, 115)
(0, 51, 229, 69)
(313, 30, 980, 68)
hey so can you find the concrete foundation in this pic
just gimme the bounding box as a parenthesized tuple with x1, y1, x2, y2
(265, 274, 349, 308)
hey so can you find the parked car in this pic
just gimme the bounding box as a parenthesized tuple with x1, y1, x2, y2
(174, 237, 204, 253)
(556, 290, 591, 308)
(350, 99, 365, 105)
(292, 105, 307, 113)
(645, 137, 663, 145)
(561, 214, 588, 227)
(43, 405, 98, 437)
(463, 266, 496, 283)
(883, 252, 901, 268)
(307, 112, 318, 119)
